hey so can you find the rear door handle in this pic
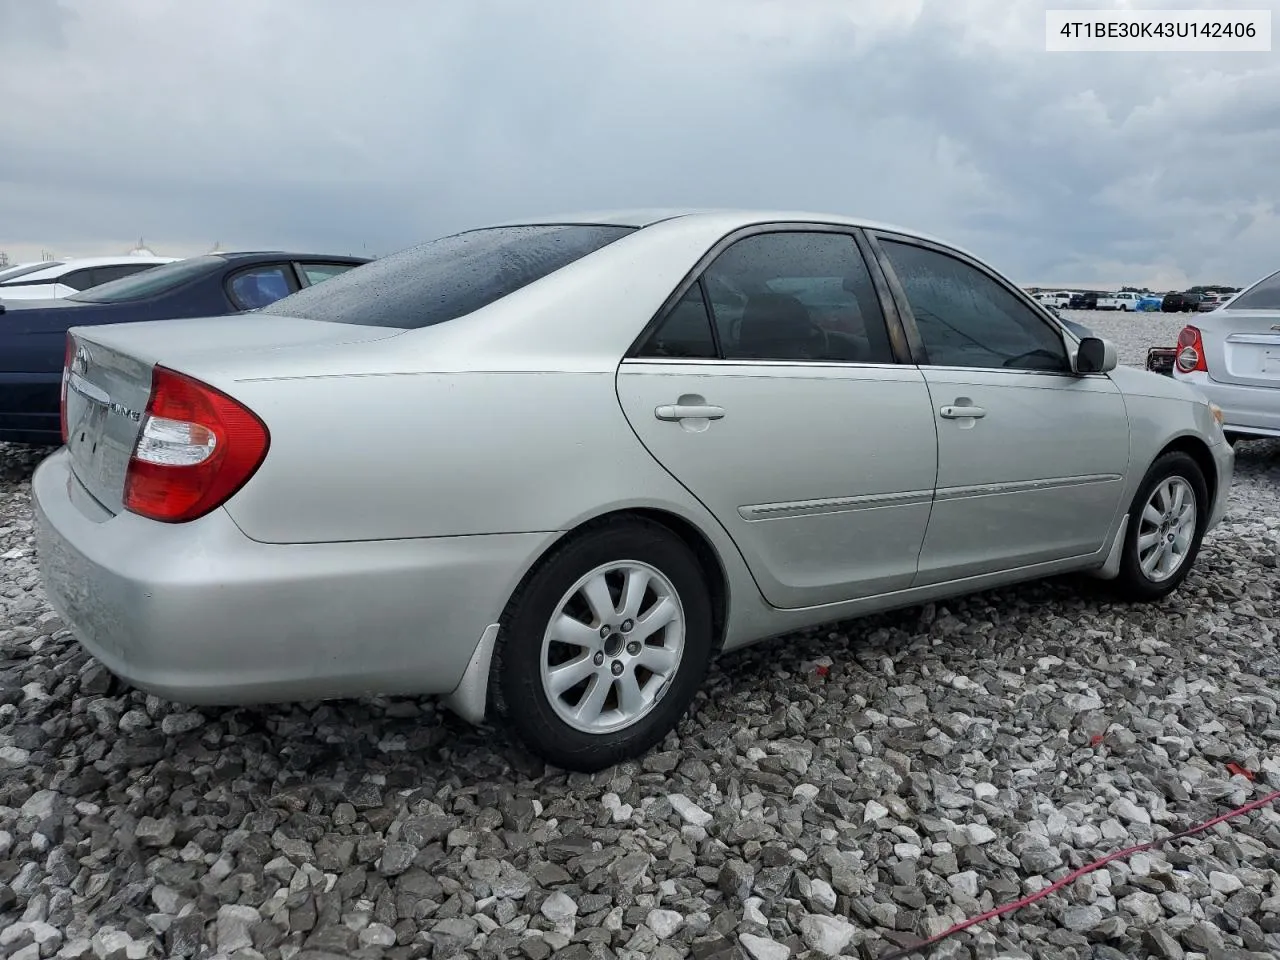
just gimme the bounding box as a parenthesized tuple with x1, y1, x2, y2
(939, 405, 986, 419)
(655, 404, 725, 421)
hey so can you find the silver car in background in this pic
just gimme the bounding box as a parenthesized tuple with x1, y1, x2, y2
(34, 210, 1233, 771)
(1173, 268, 1280, 444)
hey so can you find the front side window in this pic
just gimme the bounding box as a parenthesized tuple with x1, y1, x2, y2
(1226, 269, 1280, 310)
(880, 240, 1069, 372)
(698, 231, 895, 363)
(227, 265, 296, 310)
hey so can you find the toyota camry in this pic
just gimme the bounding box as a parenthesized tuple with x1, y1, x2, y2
(34, 210, 1234, 771)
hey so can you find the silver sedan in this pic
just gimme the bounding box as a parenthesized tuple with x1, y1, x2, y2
(1172, 267, 1280, 444)
(34, 210, 1234, 771)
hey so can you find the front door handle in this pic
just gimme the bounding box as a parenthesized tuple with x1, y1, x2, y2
(655, 403, 725, 421)
(939, 405, 986, 419)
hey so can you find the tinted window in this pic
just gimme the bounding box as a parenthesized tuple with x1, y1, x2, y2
(258, 225, 635, 328)
(227, 265, 296, 310)
(637, 283, 717, 359)
(0, 261, 64, 283)
(700, 232, 894, 363)
(300, 262, 357, 286)
(93, 263, 160, 286)
(70, 256, 215, 303)
(59, 268, 98, 291)
(1226, 269, 1280, 310)
(880, 240, 1069, 372)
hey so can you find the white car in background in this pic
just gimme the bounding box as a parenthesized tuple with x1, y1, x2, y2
(0, 256, 178, 300)
(1097, 291, 1141, 311)
(1174, 268, 1280, 444)
(1034, 291, 1071, 309)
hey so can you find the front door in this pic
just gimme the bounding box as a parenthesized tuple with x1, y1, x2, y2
(616, 227, 940, 609)
(871, 233, 1131, 585)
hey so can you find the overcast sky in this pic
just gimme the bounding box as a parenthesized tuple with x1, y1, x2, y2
(1, 0, 1277, 289)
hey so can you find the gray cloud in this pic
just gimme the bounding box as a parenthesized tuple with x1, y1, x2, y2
(0, 0, 1276, 289)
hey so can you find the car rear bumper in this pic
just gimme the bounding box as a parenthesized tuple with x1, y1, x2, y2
(33, 448, 555, 705)
(1174, 371, 1280, 439)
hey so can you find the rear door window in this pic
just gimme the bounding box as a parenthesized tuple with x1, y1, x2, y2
(697, 231, 896, 363)
(257, 224, 635, 328)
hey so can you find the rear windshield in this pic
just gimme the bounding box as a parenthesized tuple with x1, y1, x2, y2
(257, 224, 636, 328)
(69, 256, 217, 303)
(1226, 269, 1280, 310)
(0, 261, 65, 283)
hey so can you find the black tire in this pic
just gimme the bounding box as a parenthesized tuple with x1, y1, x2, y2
(1111, 451, 1208, 602)
(490, 518, 714, 772)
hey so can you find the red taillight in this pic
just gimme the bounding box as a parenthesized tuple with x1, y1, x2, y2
(123, 366, 270, 523)
(60, 334, 74, 444)
(1175, 325, 1208, 374)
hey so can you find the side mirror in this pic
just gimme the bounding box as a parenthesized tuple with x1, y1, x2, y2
(1075, 336, 1118, 374)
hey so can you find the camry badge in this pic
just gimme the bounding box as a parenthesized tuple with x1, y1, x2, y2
(107, 401, 141, 422)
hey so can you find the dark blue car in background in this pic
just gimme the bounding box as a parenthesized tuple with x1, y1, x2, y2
(0, 251, 368, 444)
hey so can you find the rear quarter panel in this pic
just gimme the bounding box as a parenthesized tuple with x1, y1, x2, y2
(1107, 365, 1227, 501)
(219, 369, 742, 546)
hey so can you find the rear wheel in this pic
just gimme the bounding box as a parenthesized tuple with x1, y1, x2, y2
(491, 519, 714, 771)
(1112, 452, 1207, 602)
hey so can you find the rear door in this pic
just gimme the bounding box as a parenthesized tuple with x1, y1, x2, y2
(867, 230, 1131, 584)
(616, 224, 940, 609)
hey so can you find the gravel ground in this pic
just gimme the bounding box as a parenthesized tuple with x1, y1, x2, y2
(1, 312, 1277, 960)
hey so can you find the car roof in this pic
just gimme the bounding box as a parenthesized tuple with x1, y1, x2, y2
(485, 207, 962, 247)
(8, 255, 179, 275)
(214, 251, 370, 263)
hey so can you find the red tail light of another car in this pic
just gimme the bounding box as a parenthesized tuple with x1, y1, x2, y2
(123, 366, 270, 523)
(1175, 325, 1208, 374)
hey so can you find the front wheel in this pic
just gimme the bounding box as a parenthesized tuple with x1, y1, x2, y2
(491, 519, 714, 771)
(1111, 452, 1208, 602)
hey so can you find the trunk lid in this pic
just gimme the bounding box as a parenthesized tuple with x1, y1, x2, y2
(64, 314, 404, 513)
(1199, 309, 1280, 388)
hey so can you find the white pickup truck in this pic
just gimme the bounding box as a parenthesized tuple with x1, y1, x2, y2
(1096, 291, 1142, 311)
(1034, 291, 1071, 309)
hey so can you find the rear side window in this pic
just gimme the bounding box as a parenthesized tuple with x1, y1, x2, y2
(257, 225, 636, 328)
(59, 268, 99, 291)
(1226, 269, 1280, 310)
(637, 283, 718, 359)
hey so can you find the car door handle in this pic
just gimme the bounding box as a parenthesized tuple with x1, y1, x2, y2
(655, 404, 725, 421)
(939, 405, 986, 419)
